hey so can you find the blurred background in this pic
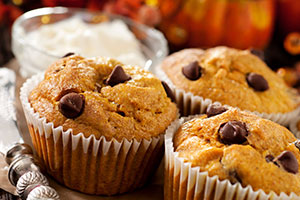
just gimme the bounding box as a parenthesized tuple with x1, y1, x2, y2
(0, 0, 300, 87)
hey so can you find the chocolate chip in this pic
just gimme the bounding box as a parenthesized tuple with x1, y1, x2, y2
(117, 111, 125, 117)
(62, 52, 75, 58)
(182, 61, 202, 80)
(206, 104, 227, 117)
(294, 140, 300, 151)
(274, 151, 298, 174)
(59, 92, 85, 119)
(106, 66, 131, 87)
(219, 121, 248, 144)
(265, 155, 275, 163)
(249, 48, 265, 60)
(246, 73, 269, 91)
(228, 170, 242, 183)
(161, 81, 175, 102)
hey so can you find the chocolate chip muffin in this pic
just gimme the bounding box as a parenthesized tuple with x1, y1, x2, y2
(29, 55, 177, 141)
(21, 55, 177, 195)
(160, 47, 299, 115)
(171, 105, 300, 197)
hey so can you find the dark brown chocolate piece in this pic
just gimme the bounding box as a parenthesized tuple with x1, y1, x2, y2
(228, 170, 242, 183)
(59, 92, 85, 119)
(161, 81, 175, 102)
(206, 104, 227, 117)
(182, 61, 202, 80)
(219, 121, 248, 144)
(62, 52, 75, 58)
(246, 73, 269, 91)
(274, 151, 298, 174)
(106, 66, 131, 87)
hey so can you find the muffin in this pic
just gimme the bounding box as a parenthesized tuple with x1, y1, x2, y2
(165, 105, 300, 199)
(158, 46, 299, 125)
(20, 55, 178, 195)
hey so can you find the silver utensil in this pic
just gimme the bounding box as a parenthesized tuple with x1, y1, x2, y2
(0, 68, 22, 153)
(0, 68, 59, 199)
(6, 143, 59, 200)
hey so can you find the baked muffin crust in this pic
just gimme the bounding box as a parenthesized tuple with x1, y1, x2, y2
(161, 47, 298, 113)
(174, 108, 300, 195)
(29, 55, 177, 141)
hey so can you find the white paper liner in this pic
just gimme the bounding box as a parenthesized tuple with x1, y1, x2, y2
(164, 116, 300, 200)
(155, 66, 300, 126)
(289, 117, 300, 139)
(20, 74, 165, 195)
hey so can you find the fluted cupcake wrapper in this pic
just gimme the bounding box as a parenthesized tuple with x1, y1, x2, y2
(155, 67, 300, 126)
(289, 117, 300, 139)
(20, 74, 165, 195)
(165, 116, 300, 200)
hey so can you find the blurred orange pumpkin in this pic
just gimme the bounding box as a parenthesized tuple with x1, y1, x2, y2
(277, 0, 300, 37)
(158, 0, 275, 50)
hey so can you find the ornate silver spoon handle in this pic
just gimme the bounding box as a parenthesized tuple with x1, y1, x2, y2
(6, 144, 59, 200)
(0, 68, 59, 199)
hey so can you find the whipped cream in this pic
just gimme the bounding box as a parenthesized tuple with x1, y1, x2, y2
(26, 17, 147, 67)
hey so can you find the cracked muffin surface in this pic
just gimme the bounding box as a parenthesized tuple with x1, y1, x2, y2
(29, 55, 178, 141)
(161, 47, 298, 113)
(174, 107, 300, 195)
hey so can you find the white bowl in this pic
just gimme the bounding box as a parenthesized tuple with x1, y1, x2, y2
(12, 7, 168, 77)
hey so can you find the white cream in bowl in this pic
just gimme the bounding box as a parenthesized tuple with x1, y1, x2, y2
(26, 17, 146, 67)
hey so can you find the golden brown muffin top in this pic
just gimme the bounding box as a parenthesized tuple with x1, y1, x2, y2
(174, 106, 300, 195)
(29, 55, 177, 141)
(161, 47, 299, 113)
